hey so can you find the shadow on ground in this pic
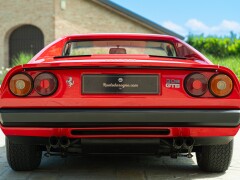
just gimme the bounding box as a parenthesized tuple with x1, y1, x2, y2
(0, 151, 225, 180)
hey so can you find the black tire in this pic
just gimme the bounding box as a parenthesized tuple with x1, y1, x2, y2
(6, 137, 42, 171)
(196, 140, 233, 172)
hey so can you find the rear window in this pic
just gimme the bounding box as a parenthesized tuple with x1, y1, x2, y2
(63, 40, 177, 57)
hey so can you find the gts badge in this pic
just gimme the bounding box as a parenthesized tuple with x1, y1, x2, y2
(166, 79, 180, 88)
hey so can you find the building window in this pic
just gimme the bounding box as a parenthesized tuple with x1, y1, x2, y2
(9, 25, 44, 66)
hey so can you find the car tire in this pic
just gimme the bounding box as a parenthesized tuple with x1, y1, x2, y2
(6, 137, 42, 171)
(196, 140, 233, 172)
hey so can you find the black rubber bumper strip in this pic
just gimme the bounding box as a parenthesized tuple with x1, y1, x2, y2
(0, 109, 240, 127)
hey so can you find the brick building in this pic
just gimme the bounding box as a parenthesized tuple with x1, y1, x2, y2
(0, 0, 183, 67)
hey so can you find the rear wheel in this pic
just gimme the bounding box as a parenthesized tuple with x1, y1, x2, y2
(196, 140, 233, 172)
(6, 137, 42, 171)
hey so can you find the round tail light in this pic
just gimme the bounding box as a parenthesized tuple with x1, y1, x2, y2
(9, 73, 33, 96)
(209, 74, 233, 97)
(184, 73, 208, 97)
(34, 72, 58, 96)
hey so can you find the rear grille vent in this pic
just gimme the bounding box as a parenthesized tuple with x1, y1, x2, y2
(71, 129, 170, 136)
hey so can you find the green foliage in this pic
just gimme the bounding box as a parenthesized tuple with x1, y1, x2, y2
(187, 33, 240, 79)
(0, 52, 34, 84)
(11, 52, 34, 67)
(206, 54, 240, 79)
(186, 33, 240, 58)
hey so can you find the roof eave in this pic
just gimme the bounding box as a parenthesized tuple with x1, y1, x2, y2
(92, 0, 184, 40)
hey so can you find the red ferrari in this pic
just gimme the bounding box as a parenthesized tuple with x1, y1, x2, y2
(0, 34, 239, 172)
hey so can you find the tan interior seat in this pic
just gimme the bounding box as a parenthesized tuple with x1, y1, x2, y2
(109, 48, 127, 54)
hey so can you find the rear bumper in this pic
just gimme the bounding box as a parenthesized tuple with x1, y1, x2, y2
(0, 108, 239, 139)
(1, 108, 240, 127)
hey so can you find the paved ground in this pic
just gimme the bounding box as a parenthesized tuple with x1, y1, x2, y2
(0, 131, 240, 180)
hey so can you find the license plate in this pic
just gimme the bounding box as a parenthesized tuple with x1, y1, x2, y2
(82, 74, 159, 94)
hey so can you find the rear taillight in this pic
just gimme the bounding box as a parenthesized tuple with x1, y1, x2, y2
(209, 74, 233, 97)
(34, 72, 58, 96)
(184, 73, 208, 97)
(9, 73, 33, 96)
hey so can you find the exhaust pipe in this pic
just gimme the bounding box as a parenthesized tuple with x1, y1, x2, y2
(49, 136, 59, 148)
(183, 137, 195, 158)
(184, 137, 195, 148)
(59, 136, 70, 148)
(173, 138, 184, 149)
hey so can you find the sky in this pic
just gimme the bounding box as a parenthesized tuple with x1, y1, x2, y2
(111, 0, 240, 37)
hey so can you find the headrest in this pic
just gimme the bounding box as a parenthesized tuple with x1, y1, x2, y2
(109, 48, 127, 54)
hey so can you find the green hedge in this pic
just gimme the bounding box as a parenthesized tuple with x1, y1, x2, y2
(0, 52, 33, 84)
(186, 33, 240, 58)
(11, 52, 33, 67)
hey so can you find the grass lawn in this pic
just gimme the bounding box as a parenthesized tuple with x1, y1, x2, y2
(206, 54, 240, 79)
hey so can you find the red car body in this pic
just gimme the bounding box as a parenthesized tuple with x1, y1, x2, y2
(0, 34, 239, 172)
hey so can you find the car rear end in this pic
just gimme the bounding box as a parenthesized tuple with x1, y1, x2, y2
(1, 60, 239, 171)
(0, 34, 239, 172)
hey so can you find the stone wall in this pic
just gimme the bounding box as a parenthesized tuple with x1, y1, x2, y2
(0, 0, 55, 67)
(54, 0, 157, 39)
(0, 0, 160, 67)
